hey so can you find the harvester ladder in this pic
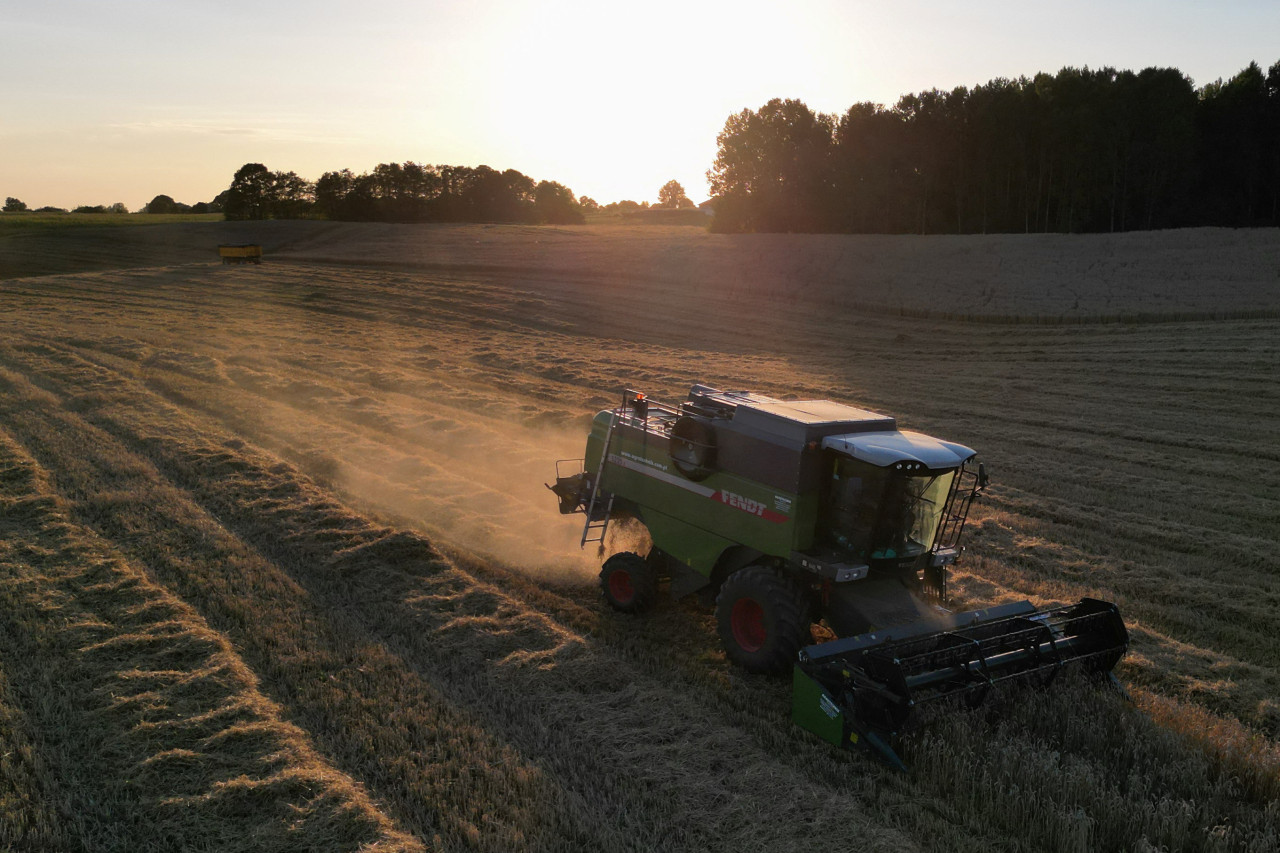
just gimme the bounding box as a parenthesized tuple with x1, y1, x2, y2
(580, 409, 619, 547)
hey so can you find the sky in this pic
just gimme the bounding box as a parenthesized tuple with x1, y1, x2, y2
(2, 0, 1278, 211)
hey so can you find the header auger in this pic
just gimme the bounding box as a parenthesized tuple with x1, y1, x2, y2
(549, 386, 1127, 766)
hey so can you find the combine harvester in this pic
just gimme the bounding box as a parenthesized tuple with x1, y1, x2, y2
(550, 385, 1127, 767)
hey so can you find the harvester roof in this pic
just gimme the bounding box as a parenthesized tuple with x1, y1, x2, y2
(734, 397, 894, 430)
(822, 431, 975, 470)
(684, 385, 974, 473)
(687, 385, 896, 446)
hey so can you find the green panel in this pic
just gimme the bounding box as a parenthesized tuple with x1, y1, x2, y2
(789, 492, 819, 550)
(585, 412, 832, 573)
(600, 428, 803, 560)
(583, 410, 612, 473)
(791, 667, 846, 746)
(642, 508, 737, 577)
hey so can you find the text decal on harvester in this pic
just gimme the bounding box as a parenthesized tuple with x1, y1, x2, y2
(713, 489, 789, 523)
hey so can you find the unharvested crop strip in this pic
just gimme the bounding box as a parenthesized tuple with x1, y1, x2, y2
(0, 662, 66, 848)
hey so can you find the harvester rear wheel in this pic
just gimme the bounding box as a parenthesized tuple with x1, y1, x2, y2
(600, 551, 657, 614)
(715, 566, 809, 674)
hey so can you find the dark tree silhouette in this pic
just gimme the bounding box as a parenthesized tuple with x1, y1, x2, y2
(535, 181, 585, 223)
(223, 163, 274, 220)
(708, 98, 836, 232)
(144, 194, 179, 214)
(1197, 62, 1274, 226)
(308, 161, 585, 224)
(657, 180, 693, 208)
(315, 169, 356, 220)
(222, 164, 313, 220)
(270, 171, 313, 219)
(709, 61, 1278, 233)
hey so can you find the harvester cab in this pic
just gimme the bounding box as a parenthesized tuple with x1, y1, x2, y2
(549, 386, 1127, 766)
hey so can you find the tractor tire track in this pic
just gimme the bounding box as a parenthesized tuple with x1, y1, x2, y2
(0, 424, 420, 853)
(0, 361, 562, 852)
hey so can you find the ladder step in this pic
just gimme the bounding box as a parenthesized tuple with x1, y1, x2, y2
(579, 402, 627, 548)
(580, 495, 615, 546)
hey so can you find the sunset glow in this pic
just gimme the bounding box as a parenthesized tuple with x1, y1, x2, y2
(2, 0, 1277, 209)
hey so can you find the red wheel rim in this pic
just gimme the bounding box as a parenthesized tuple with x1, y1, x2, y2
(608, 569, 634, 604)
(731, 598, 767, 652)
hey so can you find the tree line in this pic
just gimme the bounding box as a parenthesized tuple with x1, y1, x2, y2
(223, 162, 586, 224)
(19, 58, 1273, 234)
(3, 174, 694, 221)
(708, 61, 1280, 234)
(3, 198, 133, 215)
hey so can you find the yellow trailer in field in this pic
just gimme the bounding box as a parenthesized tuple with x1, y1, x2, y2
(218, 244, 262, 264)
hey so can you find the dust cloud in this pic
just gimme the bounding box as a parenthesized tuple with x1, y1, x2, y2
(153, 286, 620, 588)
(322, 409, 608, 586)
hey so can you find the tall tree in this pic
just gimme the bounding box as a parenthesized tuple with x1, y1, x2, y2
(1198, 62, 1273, 225)
(1121, 67, 1196, 229)
(223, 163, 274, 220)
(144, 194, 179, 214)
(1267, 61, 1280, 223)
(453, 166, 537, 222)
(314, 169, 356, 220)
(708, 98, 836, 232)
(657, 180, 692, 208)
(833, 102, 910, 232)
(270, 171, 314, 219)
(893, 87, 972, 233)
(535, 181, 585, 224)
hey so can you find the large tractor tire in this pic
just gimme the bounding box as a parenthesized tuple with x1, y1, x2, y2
(715, 565, 810, 674)
(600, 551, 658, 613)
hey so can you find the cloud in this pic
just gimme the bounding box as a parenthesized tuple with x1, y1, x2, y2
(108, 117, 365, 146)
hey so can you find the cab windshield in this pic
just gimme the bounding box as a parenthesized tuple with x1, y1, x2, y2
(822, 454, 956, 563)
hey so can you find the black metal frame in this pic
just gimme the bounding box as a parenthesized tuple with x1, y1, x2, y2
(935, 458, 983, 552)
(797, 598, 1129, 766)
(923, 458, 986, 601)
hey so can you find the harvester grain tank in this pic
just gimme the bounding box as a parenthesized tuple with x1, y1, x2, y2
(549, 386, 1128, 765)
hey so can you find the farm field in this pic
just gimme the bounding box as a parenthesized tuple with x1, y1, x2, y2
(1, 221, 1278, 852)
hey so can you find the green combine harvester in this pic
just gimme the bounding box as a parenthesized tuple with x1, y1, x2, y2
(549, 385, 1128, 767)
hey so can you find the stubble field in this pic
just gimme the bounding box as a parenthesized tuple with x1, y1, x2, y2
(1, 220, 1278, 851)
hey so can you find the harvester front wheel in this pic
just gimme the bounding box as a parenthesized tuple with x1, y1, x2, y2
(715, 566, 809, 674)
(600, 551, 658, 614)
